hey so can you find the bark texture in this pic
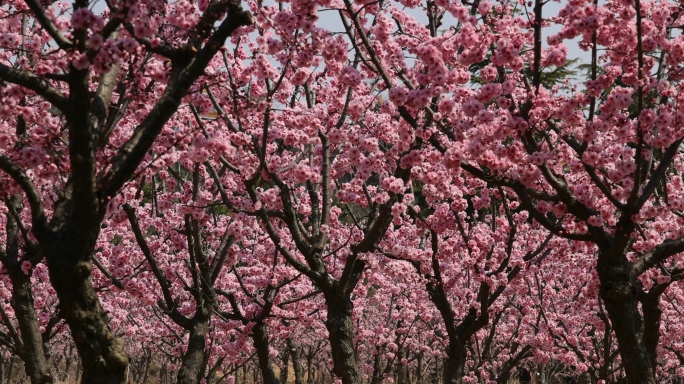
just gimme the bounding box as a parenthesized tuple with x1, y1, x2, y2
(176, 322, 209, 384)
(252, 322, 279, 384)
(2, 195, 50, 384)
(325, 296, 362, 384)
(598, 257, 656, 384)
(9, 272, 51, 384)
(46, 238, 128, 384)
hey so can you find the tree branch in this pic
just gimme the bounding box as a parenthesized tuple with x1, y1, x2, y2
(0, 156, 48, 236)
(23, 0, 73, 49)
(100, 4, 253, 198)
(633, 236, 684, 276)
(123, 204, 190, 326)
(0, 64, 69, 112)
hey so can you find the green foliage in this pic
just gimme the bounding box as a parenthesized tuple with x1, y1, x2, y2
(535, 57, 580, 89)
(470, 57, 580, 89)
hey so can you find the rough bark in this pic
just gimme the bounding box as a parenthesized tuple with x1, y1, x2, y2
(416, 352, 423, 384)
(641, 288, 665, 375)
(252, 322, 279, 384)
(370, 350, 384, 384)
(9, 272, 50, 384)
(2, 196, 50, 384)
(442, 343, 466, 384)
(176, 322, 209, 384)
(279, 340, 289, 384)
(46, 238, 128, 384)
(306, 349, 314, 384)
(597, 257, 655, 384)
(6, 357, 15, 384)
(324, 296, 362, 384)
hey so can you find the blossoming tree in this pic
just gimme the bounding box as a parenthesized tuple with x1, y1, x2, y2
(2, 0, 684, 382)
(0, 0, 252, 380)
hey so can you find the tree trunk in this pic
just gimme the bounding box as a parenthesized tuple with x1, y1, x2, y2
(160, 363, 167, 384)
(141, 351, 151, 384)
(46, 245, 129, 384)
(324, 297, 362, 384)
(176, 322, 209, 384)
(370, 350, 384, 384)
(597, 258, 655, 384)
(3, 195, 50, 384)
(63, 351, 73, 382)
(252, 322, 279, 384)
(286, 339, 304, 384)
(641, 291, 663, 373)
(7, 356, 15, 384)
(76, 358, 82, 380)
(396, 348, 408, 384)
(306, 349, 314, 384)
(9, 272, 50, 384)
(280, 340, 289, 384)
(603, 298, 655, 383)
(431, 358, 440, 384)
(442, 342, 466, 384)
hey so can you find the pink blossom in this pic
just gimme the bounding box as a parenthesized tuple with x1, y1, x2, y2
(71, 8, 94, 30)
(72, 53, 90, 70)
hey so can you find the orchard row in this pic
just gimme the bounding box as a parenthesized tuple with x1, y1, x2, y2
(1, 0, 684, 382)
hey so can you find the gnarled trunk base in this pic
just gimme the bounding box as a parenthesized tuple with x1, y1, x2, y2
(47, 253, 129, 384)
(598, 259, 655, 384)
(176, 322, 209, 384)
(325, 299, 362, 384)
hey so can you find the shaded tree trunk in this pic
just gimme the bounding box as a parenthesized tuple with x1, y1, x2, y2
(45, 237, 128, 384)
(252, 322, 279, 384)
(597, 256, 656, 384)
(2, 195, 50, 384)
(7, 356, 17, 384)
(176, 322, 209, 384)
(407, 234, 490, 384)
(415, 352, 423, 384)
(287, 338, 304, 384)
(396, 348, 408, 384)
(306, 349, 314, 384)
(141, 351, 152, 384)
(62, 349, 74, 382)
(370, 348, 384, 384)
(442, 342, 466, 384)
(9, 272, 50, 384)
(324, 296, 361, 384)
(280, 340, 289, 384)
(430, 358, 440, 384)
